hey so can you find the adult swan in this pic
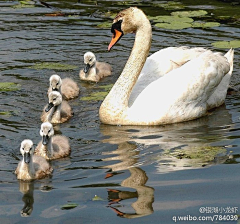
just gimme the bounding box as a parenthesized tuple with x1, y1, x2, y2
(99, 7, 234, 126)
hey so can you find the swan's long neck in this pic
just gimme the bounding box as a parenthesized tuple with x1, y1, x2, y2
(100, 18, 152, 124)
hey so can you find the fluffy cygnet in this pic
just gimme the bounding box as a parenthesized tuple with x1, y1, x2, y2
(79, 52, 112, 82)
(15, 139, 53, 180)
(41, 91, 73, 123)
(48, 74, 80, 100)
(35, 122, 71, 160)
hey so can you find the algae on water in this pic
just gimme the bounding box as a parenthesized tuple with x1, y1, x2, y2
(29, 62, 78, 71)
(0, 82, 21, 92)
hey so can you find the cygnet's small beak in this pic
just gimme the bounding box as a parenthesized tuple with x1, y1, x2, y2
(45, 102, 54, 112)
(24, 152, 31, 164)
(42, 135, 49, 145)
(84, 63, 90, 74)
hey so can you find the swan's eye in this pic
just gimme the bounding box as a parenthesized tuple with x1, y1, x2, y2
(22, 147, 24, 151)
(56, 82, 59, 85)
(89, 58, 92, 62)
(53, 98, 57, 101)
(48, 129, 51, 133)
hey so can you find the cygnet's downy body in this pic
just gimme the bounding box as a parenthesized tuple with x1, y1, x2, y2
(15, 139, 53, 180)
(41, 91, 73, 123)
(79, 52, 112, 82)
(35, 122, 71, 160)
(48, 74, 80, 100)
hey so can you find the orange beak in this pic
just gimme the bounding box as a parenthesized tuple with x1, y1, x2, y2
(108, 29, 123, 51)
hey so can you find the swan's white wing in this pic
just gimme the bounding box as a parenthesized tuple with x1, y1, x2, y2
(128, 50, 230, 124)
(129, 47, 208, 106)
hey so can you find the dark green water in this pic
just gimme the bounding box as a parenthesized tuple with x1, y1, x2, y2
(0, 0, 240, 223)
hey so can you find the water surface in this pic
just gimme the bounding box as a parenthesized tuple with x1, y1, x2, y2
(0, 0, 240, 223)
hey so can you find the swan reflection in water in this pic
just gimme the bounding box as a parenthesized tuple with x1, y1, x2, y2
(99, 106, 233, 217)
(101, 142, 154, 219)
(100, 105, 233, 173)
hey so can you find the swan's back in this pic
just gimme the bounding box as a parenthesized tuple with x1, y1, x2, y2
(52, 135, 71, 159)
(129, 47, 208, 106)
(61, 78, 80, 100)
(128, 49, 231, 124)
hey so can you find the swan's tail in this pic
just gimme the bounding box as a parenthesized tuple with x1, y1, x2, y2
(224, 48, 234, 76)
(207, 48, 234, 110)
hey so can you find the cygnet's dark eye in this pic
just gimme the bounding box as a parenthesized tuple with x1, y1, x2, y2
(22, 147, 25, 151)
(53, 98, 57, 101)
(89, 58, 92, 62)
(48, 129, 51, 133)
(56, 82, 59, 85)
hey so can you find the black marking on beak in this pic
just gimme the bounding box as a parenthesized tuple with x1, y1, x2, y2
(45, 102, 54, 112)
(24, 152, 31, 164)
(84, 63, 90, 74)
(42, 135, 49, 145)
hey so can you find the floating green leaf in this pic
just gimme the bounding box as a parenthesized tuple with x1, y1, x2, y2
(29, 62, 78, 70)
(97, 22, 112, 29)
(149, 15, 193, 23)
(61, 203, 78, 210)
(92, 195, 104, 201)
(155, 21, 192, 30)
(171, 10, 208, 18)
(154, 1, 185, 10)
(0, 111, 12, 118)
(0, 82, 20, 92)
(212, 40, 240, 49)
(192, 22, 220, 28)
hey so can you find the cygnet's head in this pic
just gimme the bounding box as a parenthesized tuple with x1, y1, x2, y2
(40, 122, 54, 145)
(20, 139, 34, 164)
(45, 91, 62, 112)
(49, 74, 62, 92)
(83, 52, 96, 74)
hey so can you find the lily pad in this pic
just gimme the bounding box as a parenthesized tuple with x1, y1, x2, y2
(154, 1, 185, 10)
(92, 195, 104, 201)
(155, 21, 192, 30)
(171, 10, 208, 18)
(29, 62, 78, 70)
(192, 21, 220, 28)
(61, 203, 78, 210)
(212, 40, 240, 49)
(149, 15, 193, 24)
(0, 82, 20, 91)
(97, 22, 112, 29)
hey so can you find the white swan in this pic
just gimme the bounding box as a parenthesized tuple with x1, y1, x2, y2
(35, 122, 71, 160)
(48, 74, 80, 100)
(99, 7, 234, 126)
(15, 139, 53, 180)
(41, 91, 73, 123)
(79, 51, 112, 82)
